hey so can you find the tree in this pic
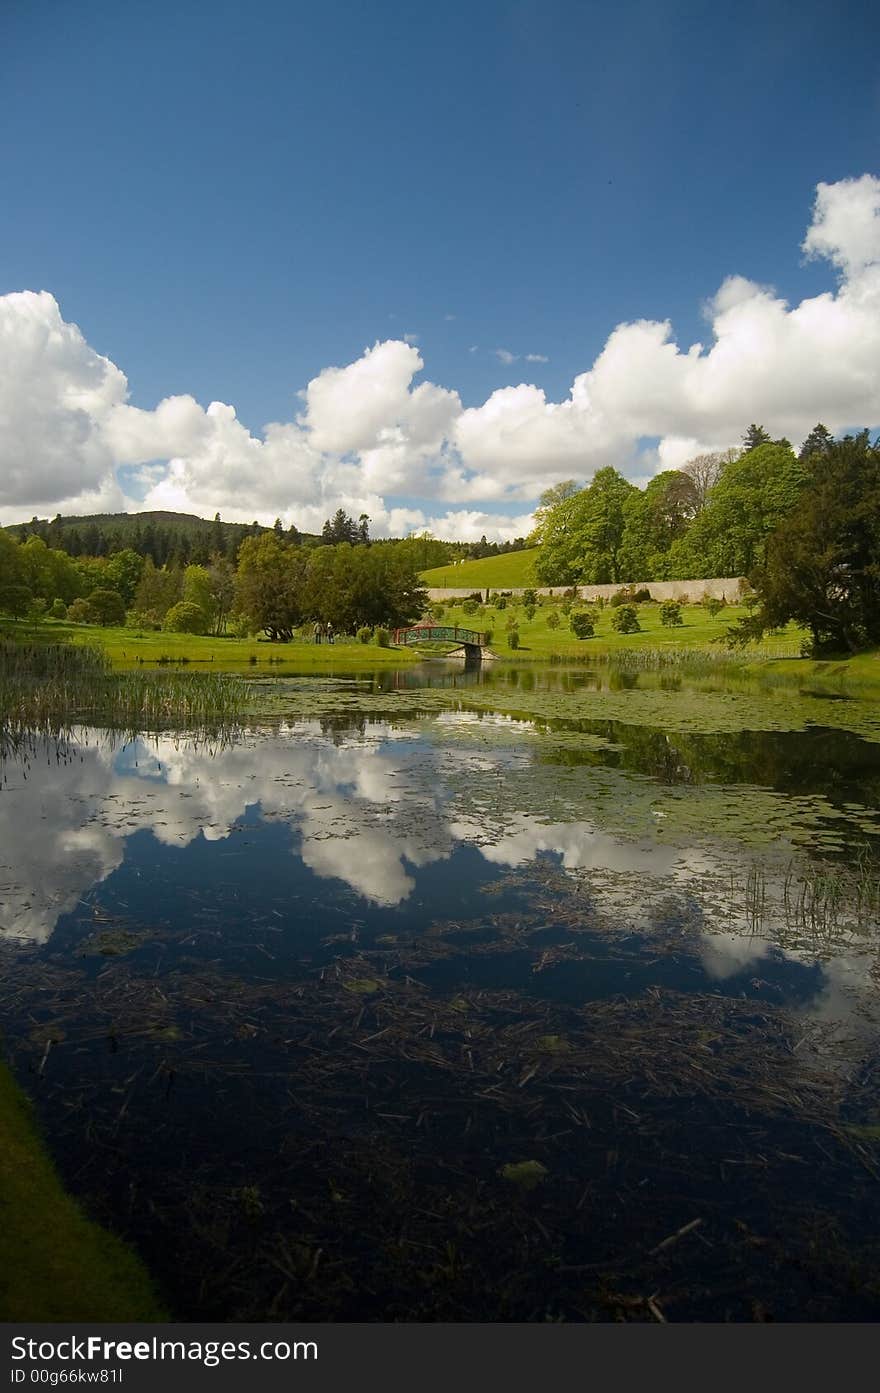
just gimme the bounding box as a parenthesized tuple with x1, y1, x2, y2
(0, 582, 32, 617)
(163, 600, 210, 634)
(321, 509, 359, 545)
(610, 604, 640, 633)
(358, 514, 370, 545)
(529, 480, 581, 544)
(570, 610, 595, 639)
(660, 599, 683, 627)
(207, 557, 236, 635)
(680, 450, 734, 512)
(668, 441, 810, 579)
(84, 588, 126, 626)
(211, 512, 227, 558)
(727, 435, 880, 654)
(741, 424, 771, 453)
(619, 471, 698, 580)
(131, 559, 182, 627)
(535, 468, 637, 585)
(182, 564, 214, 620)
(798, 423, 834, 462)
(103, 549, 144, 606)
(234, 533, 309, 640)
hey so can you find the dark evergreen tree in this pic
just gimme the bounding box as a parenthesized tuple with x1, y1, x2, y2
(799, 423, 835, 461)
(728, 435, 880, 653)
(741, 424, 772, 453)
(211, 512, 227, 558)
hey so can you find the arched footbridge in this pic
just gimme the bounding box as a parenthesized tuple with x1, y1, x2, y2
(392, 623, 491, 660)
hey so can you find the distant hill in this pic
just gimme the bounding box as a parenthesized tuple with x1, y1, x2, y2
(420, 547, 540, 588)
(2, 509, 319, 562)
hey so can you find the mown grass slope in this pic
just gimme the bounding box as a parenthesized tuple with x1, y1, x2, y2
(420, 548, 540, 589)
(429, 598, 804, 659)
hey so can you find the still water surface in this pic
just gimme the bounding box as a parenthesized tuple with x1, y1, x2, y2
(2, 663, 880, 1320)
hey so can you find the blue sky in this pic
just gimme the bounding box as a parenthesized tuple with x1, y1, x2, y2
(1, 0, 878, 535)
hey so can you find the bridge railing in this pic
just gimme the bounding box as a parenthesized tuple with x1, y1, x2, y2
(392, 625, 487, 647)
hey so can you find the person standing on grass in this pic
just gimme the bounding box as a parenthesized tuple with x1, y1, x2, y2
(327, 622, 334, 645)
(313, 621, 321, 644)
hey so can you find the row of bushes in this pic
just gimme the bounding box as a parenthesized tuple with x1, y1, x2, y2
(503, 600, 687, 646)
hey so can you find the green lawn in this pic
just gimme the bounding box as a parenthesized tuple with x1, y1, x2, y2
(0, 1064, 165, 1320)
(429, 598, 804, 659)
(1, 620, 421, 671)
(420, 547, 540, 589)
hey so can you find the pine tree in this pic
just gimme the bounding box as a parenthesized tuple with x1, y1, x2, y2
(799, 423, 834, 461)
(741, 424, 772, 453)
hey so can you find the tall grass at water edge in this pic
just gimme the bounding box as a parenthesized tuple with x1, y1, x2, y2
(0, 641, 246, 756)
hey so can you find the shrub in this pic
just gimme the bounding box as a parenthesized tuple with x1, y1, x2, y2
(126, 607, 162, 630)
(0, 583, 33, 618)
(703, 594, 725, 616)
(563, 587, 578, 600)
(163, 600, 209, 634)
(522, 588, 538, 607)
(570, 611, 596, 639)
(507, 628, 520, 650)
(430, 604, 445, 620)
(611, 604, 641, 634)
(561, 600, 573, 616)
(461, 598, 480, 616)
(67, 598, 91, 624)
(357, 626, 372, 644)
(546, 610, 560, 630)
(524, 604, 536, 621)
(633, 587, 651, 603)
(28, 597, 48, 620)
(482, 628, 493, 646)
(85, 588, 127, 627)
(659, 600, 683, 628)
(375, 627, 390, 647)
(505, 613, 519, 629)
(49, 598, 68, 620)
(495, 596, 507, 610)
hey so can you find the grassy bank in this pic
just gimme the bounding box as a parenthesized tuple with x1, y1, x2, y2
(433, 599, 802, 660)
(420, 547, 540, 588)
(0, 1063, 165, 1320)
(1, 620, 422, 671)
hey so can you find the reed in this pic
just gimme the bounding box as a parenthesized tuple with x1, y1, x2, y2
(0, 641, 246, 759)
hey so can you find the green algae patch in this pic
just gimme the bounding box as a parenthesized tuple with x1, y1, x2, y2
(343, 977, 382, 995)
(536, 1035, 572, 1054)
(79, 928, 143, 957)
(499, 1160, 549, 1191)
(0, 1062, 165, 1320)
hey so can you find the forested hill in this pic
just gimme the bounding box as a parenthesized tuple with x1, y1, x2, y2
(2, 510, 319, 567)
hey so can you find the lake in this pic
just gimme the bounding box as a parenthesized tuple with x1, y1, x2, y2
(2, 660, 880, 1321)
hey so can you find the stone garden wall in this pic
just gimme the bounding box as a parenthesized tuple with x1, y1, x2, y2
(424, 577, 744, 602)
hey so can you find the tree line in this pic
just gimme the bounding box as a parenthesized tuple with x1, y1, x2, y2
(5, 505, 528, 572)
(532, 423, 841, 586)
(0, 526, 429, 639)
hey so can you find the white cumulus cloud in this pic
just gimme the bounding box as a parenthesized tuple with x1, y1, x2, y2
(0, 176, 878, 538)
